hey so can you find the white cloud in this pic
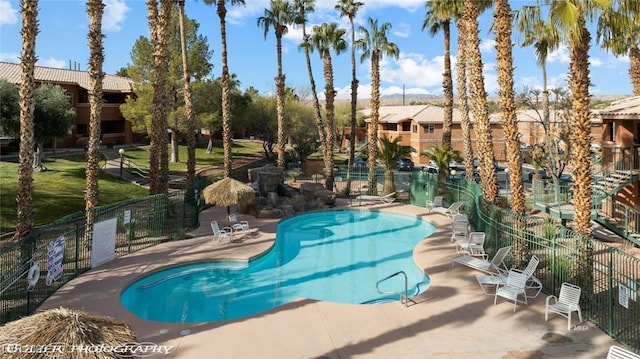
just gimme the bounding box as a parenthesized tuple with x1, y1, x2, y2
(0, 0, 18, 26)
(38, 57, 66, 69)
(480, 38, 495, 54)
(547, 46, 570, 64)
(590, 57, 604, 67)
(380, 52, 447, 89)
(0, 52, 19, 63)
(103, 0, 130, 32)
(392, 23, 411, 38)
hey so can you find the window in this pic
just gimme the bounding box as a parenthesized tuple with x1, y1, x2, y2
(401, 122, 411, 132)
(423, 124, 435, 134)
(65, 93, 73, 106)
(412, 125, 417, 133)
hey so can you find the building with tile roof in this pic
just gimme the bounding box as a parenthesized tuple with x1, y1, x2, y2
(357, 104, 604, 166)
(0, 61, 137, 148)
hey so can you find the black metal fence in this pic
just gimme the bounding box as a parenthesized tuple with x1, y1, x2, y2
(0, 190, 198, 324)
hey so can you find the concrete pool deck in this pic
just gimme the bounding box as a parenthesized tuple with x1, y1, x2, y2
(39, 199, 621, 358)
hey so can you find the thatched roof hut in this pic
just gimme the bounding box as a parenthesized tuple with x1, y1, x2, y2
(0, 307, 137, 358)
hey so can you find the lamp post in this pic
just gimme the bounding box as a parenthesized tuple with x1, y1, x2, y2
(504, 167, 509, 198)
(451, 169, 458, 201)
(119, 148, 125, 179)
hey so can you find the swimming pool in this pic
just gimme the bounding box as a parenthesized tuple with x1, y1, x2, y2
(120, 210, 435, 323)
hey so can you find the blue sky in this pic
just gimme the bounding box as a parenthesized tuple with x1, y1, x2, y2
(0, 0, 634, 100)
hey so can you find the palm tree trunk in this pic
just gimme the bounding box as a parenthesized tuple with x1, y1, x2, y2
(569, 17, 594, 294)
(218, 1, 233, 178)
(629, 43, 640, 96)
(14, 0, 38, 241)
(441, 20, 453, 148)
(178, 0, 196, 190)
(494, 0, 527, 267)
(300, 16, 327, 173)
(147, 0, 172, 194)
(367, 52, 381, 194)
(275, 33, 286, 169)
(494, 0, 524, 214)
(456, 17, 474, 181)
(323, 52, 336, 191)
(464, 0, 498, 203)
(348, 16, 358, 190)
(569, 19, 593, 236)
(85, 0, 105, 242)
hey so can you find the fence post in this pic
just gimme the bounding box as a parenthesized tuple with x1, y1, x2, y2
(74, 222, 79, 276)
(608, 248, 614, 334)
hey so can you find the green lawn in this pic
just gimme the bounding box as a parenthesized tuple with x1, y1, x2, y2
(122, 140, 264, 172)
(0, 140, 265, 235)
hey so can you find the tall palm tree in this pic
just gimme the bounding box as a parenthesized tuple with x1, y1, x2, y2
(335, 0, 363, 172)
(423, 0, 460, 148)
(545, 0, 610, 236)
(462, 0, 498, 203)
(597, 1, 640, 95)
(85, 0, 105, 238)
(515, 6, 561, 180)
(379, 136, 414, 194)
(356, 17, 400, 194)
(147, 0, 173, 194)
(310, 22, 347, 191)
(14, 0, 38, 241)
(205, 0, 245, 178)
(455, 15, 474, 182)
(494, 0, 525, 215)
(177, 0, 197, 191)
(258, 0, 295, 169)
(293, 0, 327, 180)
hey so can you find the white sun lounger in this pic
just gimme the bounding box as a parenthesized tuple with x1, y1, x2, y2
(452, 246, 512, 275)
(432, 201, 465, 217)
(355, 192, 396, 204)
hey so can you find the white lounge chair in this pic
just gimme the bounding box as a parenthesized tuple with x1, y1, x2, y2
(477, 255, 541, 297)
(211, 221, 233, 243)
(432, 201, 465, 217)
(426, 195, 443, 212)
(451, 221, 469, 243)
(455, 232, 487, 259)
(229, 214, 249, 232)
(355, 192, 396, 204)
(493, 268, 529, 312)
(607, 345, 640, 359)
(452, 246, 512, 275)
(545, 282, 583, 330)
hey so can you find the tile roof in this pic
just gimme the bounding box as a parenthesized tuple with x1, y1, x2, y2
(362, 105, 572, 124)
(592, 96, 640, 119)
(0, 61, 134, 93)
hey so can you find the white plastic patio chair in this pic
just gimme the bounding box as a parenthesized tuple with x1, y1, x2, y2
(607, 345, 640, 359)
(493, 268, 529, 312)
(426, 195, 443, 212)
(455, 232, 486, 259)
(229, 214, 249, 232)
(477, 255, 540, 296)
(545, 282, 583, 330)
(452, 246, 512, 275)
(432, 201, 465, 218)
(451, 220, 469, 243)
(211, 221, 233, 243)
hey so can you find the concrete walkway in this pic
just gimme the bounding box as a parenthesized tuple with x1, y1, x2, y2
(39, 200, 620, 358)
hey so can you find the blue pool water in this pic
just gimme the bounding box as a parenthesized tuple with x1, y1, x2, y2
(120, 210, 435, 323)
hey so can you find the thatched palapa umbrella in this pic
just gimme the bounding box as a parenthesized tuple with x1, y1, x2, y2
(0, 307, 138, 358)
(203, 177, 256, 216)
